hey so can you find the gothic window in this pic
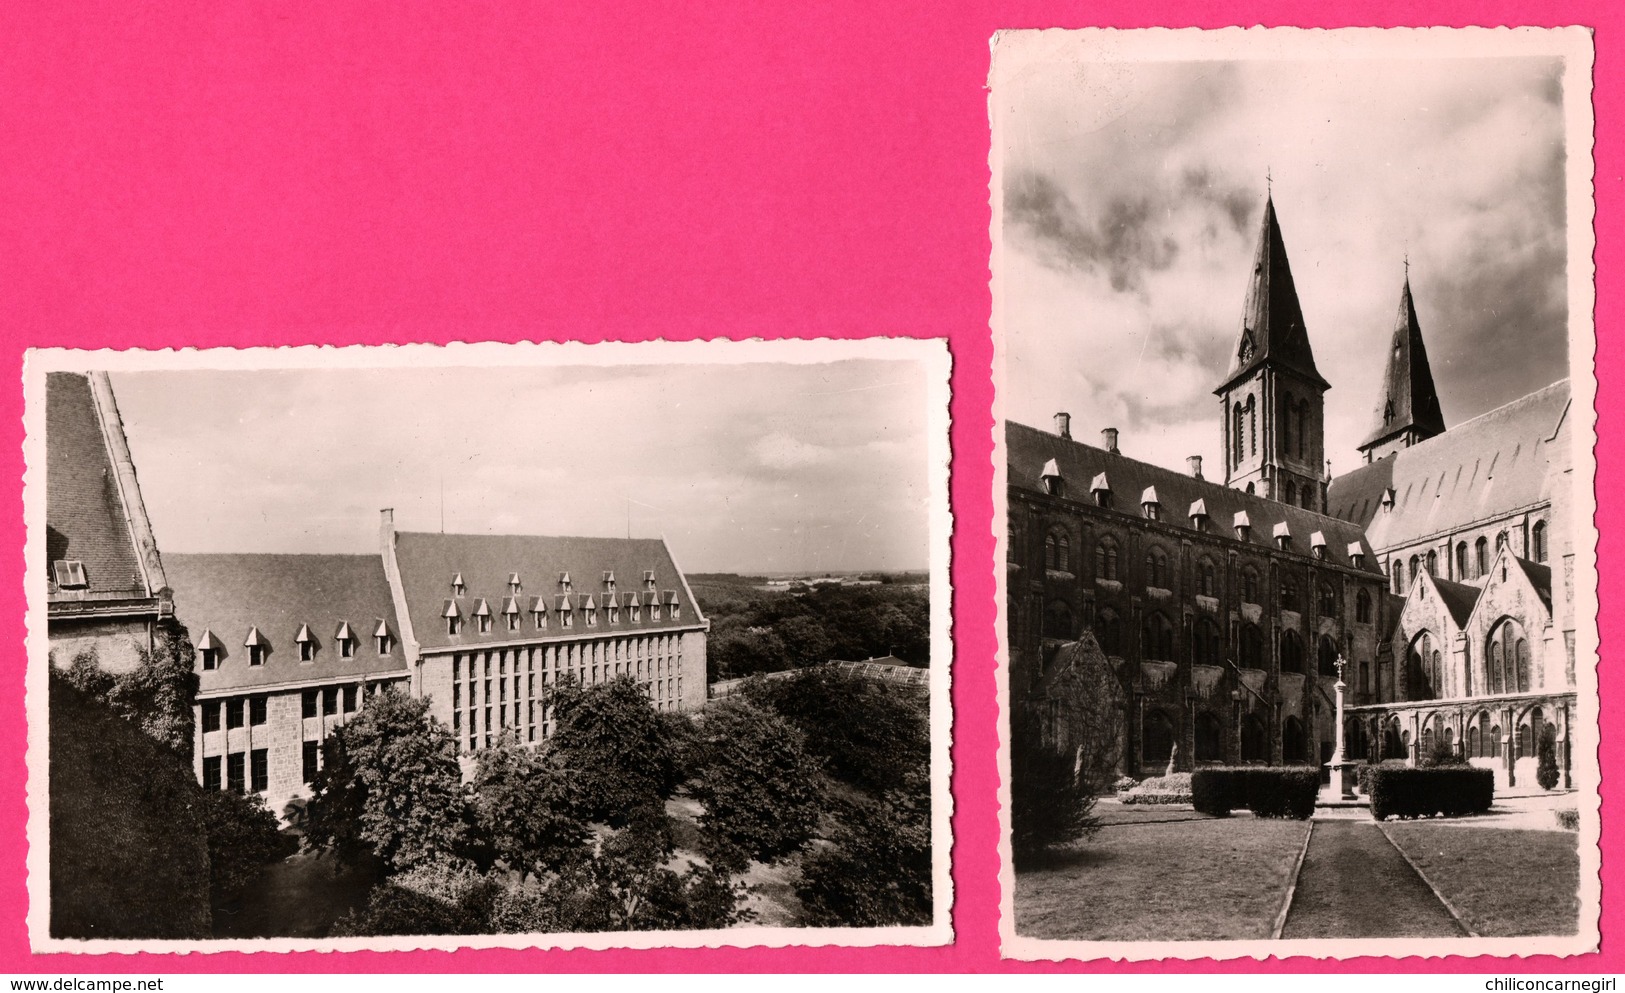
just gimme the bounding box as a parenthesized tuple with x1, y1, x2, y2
(1279, 630, 1304, 674)
(1240, 566, 1260, 604)
(1318, 635, 1338, 677)
(1233, 403, 1245, 465)
(1248, 395, 1257, 456)
(1475, 536, 1488, 577)
(1240, 624, 1264, 669)
(1142, 710, 1174, 768)
(1285, 480, 1297, 506)
(1496, 531, 1508, 551)
(1356, 588, 1373, 623)
(1490, 723, 1503, 758)
(1302, 486, 1314, 510)
(1045, 527, 1070, 572)
(1095, 537, 1119, 581)
(1241, 713, 1268, 762)
(1298, 400, 1309, 460)
(1407, 631, 1435, 700)
(1144, 545, 1168, 589)
(1280, 576, 1298, 612)
(1042, 600, 1074, 641)
(1455, 541, 1468, 579)
(1409, 554, 1420, 584)
(1426, 550, 1437, 576)
(1318, 581, 1335, 617)
(1195, 712, 1224, 762)
(1389, 559, 1399, 593)
(1095, 607, 1124, 656)
(1142, 611, 1175, 661)
(1192, 617, 1222, 666)
(1283, 392, 1294, 453)
(1283, 715, 1307, 762)
(1488, 630, 1505, 694)
(1532, 520, 1548, 563)
(1198, 557, 1217, 597)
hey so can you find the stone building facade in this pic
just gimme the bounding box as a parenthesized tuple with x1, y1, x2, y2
(1011, 192, 1581, 789)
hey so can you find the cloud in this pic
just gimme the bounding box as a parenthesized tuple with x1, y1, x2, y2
(752, 432, 830, 470)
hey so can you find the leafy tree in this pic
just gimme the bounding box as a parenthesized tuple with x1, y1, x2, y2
(775, 615, 834, 668)
(107, 627, 200, 761)
(304, 689, 470, 872)
(199, 788, 295, 898)
(688, 699, 825, 873)
(708, 627, 788, 680)
(330, 857, 497, 937)
(1538, 726, 1561, 790)
(60, 648, 114, 699)
(1420, 733, 1468, 768)
(744, 666, 928, 795)
(549, 677, 690, 825)
(1010, 707, 1099, 867)
(470, 733, 590, 880)
(795, 772, 932, 927)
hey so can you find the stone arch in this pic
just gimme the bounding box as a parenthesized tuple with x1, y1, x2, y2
(1195, 711, 1224, 763)
(1142, 610, 1175, 662)
(1407, 630, 1437, 701)
(1239, 623, 1264, 669)
(1044, 525, 1072, 572)
(1142, 709, 1175, 770)
(1191, 616, 1223, 667)
(1241, 713, 1268, 762)
(1095, 606, 1124, 657)
(1488, 617, 1531, 694)
(1279, 629, 1304, 674)
(1282, 714, 1307, 763)
(1095, 535, 1119, 581)
(1317, 634, 1339, 677)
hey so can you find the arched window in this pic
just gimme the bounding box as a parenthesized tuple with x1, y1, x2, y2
(1433, 649, 1444, 698)
(1279, 630, 1304, 674)
(1303, 486, 1315, 511)
(1241, 714, 1268, 762)
(1392, 558, 1405, 594)
(1198, 557, 1217, 597)
(1144, 545, 1168, 589)
(1488, 618, 1530, 694)
(1192, 617, 1223, 667)
(1356, 588, 1373, 623)
(1285, 479, 1297, 506)
(1283, 392, 1294, 454)
(1298, 401, 1309, 459)
(1248, 396, 1257, 456)
(1407, 631, 1436, 700)
(1233, 403, 1245, 466)
(1043, 600, 1074, 641)
(1409, 554, 1420, 583)
(1496, 531, 1508, 551)
(1467, 722, 1481, 759)
(1475, 536, 1488, 577)
(1455, 541, 1468, 579)
(1240, 624, 1264, 669)
(1195, 712, 1224, 763)
(1241, 566, 1260, 604)
(1142, 710, 1174, 769)
(1426, 550, 1437, 576)
(1280, 576, 1298, 612)
(1283, 715, 1306, 762)
(1532, 520, 1548, 563)
(1490, 723, 1502, 758)
(1516, 723, 1532, 759)
(1475, 712, 1492, 759)
(1142, 611, 1175, 661)
(1318, 635, 1339, 677)
(1318, 581, 1335, 617)
(1044, 527, 1071, 572)
(1095, 607, 1123, 656)
(1095, 537, 1119, 581)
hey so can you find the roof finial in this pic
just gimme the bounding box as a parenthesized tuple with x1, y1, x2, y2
(1403, 251, 1410, 280)
(1266, 165, 1272, 196)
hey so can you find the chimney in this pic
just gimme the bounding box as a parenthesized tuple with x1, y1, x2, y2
(1053, 412, 1072, 439)
(1187, 455, 1203, 480)
(1101, 427, 1119, 454)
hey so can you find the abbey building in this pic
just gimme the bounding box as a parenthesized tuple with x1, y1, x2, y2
(1008, 194, 1576, 791)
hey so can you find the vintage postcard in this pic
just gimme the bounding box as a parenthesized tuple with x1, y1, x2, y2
(991, 27, 1598, 960)
(25, 336, 953, 953)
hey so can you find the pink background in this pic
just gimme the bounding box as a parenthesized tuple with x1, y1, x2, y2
(0, 0, 1616, 974)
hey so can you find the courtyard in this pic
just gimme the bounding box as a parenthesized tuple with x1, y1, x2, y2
(1014, 794, 1580, 943)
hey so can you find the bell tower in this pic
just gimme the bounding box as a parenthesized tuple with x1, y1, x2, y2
(1215, 194, 1330, 511)
(1357, 272, 1446, 463)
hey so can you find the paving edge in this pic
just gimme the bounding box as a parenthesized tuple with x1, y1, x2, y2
(1375, 821, 1481, 938)
(1270, 819, 1315, 940)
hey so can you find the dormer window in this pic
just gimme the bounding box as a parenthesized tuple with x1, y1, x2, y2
(503, 597, 520, 632)
(374, 619, 392, 655)
(444, 600, 463, 636)
(630, 600, 642, 622)
(1141, 486, 1161, 520)
(1310, 532, 1327, 561)
(558, 572, 572, 593)
(1234, 511, 1251, 542)
(584, 596, 598, 626)
(244, 627, 267, 666)
(296, 624, 317, 662)
(644, 570, 656, 590)
(335, 621, 356, 659)
(1040, 458, 1065, 498)
(665, 591, 680, 619)
(1188, 499, 1208, 533)
(200, 647, 218, 670)
(531, 598, 547, 629)
(1347, 542, 1366, 569)
(51, 559, 89, 590)
(1090, 472, 1111, 509)
(603, 571, 616, 591)
(473, 598, 493, 634)
(451, 573, 466, 596)
(1273, 522, 1292, 551)
(557, 596, 574, 628)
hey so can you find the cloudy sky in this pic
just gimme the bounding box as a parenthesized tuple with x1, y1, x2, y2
(109, 355, 935, 574)
(995, 33, 1577, 478)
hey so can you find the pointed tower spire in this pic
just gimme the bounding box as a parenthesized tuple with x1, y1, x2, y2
(1218, 195, 1328, 394)
(1357, 274, 1446, 462)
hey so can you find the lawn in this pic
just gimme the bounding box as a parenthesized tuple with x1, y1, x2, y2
(1015, 805, 1310, 941)
(1383, 823, 1580, 937)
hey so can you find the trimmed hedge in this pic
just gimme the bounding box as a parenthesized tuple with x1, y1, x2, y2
(1191, 767, 1318, 820)
(1357, 760, 1409, 796)
(1119, 790, 1191, 805)
(1366, 765, 1494, 821)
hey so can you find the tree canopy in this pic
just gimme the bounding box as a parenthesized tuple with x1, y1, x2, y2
(548, 677, 691, 825)
(688, 699, 825, 873)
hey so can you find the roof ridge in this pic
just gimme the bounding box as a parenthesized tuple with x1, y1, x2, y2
(1438, 378, 1570, 435)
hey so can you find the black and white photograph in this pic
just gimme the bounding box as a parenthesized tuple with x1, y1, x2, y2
(991, 27, 1598, 959)
(27, 338, 953, 951)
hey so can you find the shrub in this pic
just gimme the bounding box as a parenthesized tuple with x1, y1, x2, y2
(1357, 760, 1408, 796)
(1112, 775, 1138, 794)
(1366, 766, 1494, 820)
(1010, 719, 1096, 865)
(1134, 772, 1191, 793)
(1537, 731, 1561, 790)
(1191, 768, 1240, 817)
(199, 788, 296, 898)
(1419, 734, 1467, 768)
(1191, 767, 1317, 819)
(1554, 808, 1579, 831)
(1118, 791, 1190, 805)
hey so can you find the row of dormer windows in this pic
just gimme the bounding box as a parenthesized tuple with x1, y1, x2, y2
(197, 622, 394, 670)
(444, 594, 680, 637)
(450, 570, 662, 597)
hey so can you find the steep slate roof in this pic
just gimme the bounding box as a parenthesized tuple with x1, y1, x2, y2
(1511, 556, 1553, 613)
(1007, 421, 1378, 572)
(1359, 278, 1446, 451)
(1327, 380, 1569, 548)
(392, 531, 705, 653)
(1216, 196, 1328, 394)
(1428, 574, 1482, 629)
(46, 373, 150, 598)
(166, 553, 408, 695)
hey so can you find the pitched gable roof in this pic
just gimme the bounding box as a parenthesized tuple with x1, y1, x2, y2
(1359, 278, 1446, 452)
(165, 553, 408, 694)
(1217, 196, 1327, 393)
(1007, 421, 1377, 572)
(391, 531, 705, 653)
(1327, 380, 1569, 548)
(1425, 573, 1481, 629)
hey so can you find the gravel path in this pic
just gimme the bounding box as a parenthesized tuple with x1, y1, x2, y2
(1280, 820, 1464, 939)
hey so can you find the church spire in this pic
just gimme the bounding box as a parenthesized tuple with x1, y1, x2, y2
(1357, 274, 1446, 462)
(1217, 194, 1328, 395)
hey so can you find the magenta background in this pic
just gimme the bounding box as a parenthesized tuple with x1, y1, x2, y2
(0, 0, 1615, 974)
